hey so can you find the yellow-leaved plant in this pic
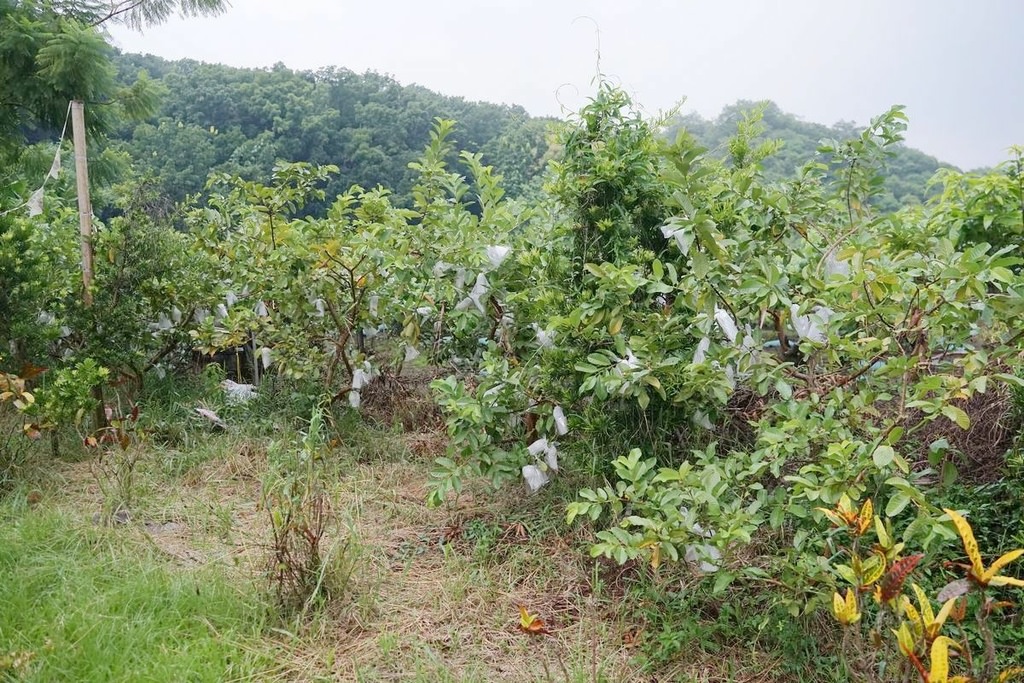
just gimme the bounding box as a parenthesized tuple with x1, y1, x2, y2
(816, 497, 1024, 683)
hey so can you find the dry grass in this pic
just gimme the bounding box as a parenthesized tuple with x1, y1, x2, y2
(908, 382, 1020, 483)
(272, 460, 640, 682)
(38, 428, 650, 682)
(360, 365, 447, 434)
(52, 437, 267, 571)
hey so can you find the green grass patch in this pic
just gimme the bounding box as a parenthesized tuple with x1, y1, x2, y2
(0, 509, 275, 682)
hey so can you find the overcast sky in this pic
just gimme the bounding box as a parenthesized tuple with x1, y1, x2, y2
(108, 0, 1023, 170)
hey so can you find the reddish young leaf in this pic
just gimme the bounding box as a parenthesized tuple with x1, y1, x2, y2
(518, 605, 549, 635)
(880, 554, 924, 602)
(19, 364, 48, 380)
(950, 596, 968, 624)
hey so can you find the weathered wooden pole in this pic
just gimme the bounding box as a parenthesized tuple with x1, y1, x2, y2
(71, 99, 107, 430)
(71, 99, 95, 307)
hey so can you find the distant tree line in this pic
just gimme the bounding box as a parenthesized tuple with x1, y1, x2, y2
(106, 55, 955, 214)
(107, 53, 556, 209)
(665, 101, 954, 211)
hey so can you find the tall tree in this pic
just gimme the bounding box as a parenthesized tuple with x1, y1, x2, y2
(74, 0, 227, 28)
(0, 0, 228, 155)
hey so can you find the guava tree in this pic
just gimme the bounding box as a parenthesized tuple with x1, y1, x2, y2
(425, 85, 1024, 610)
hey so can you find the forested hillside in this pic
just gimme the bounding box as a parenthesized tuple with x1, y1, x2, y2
(108, 54, 952, 212)
(666, 101, 953, 210)
(109, 53, 555, 206)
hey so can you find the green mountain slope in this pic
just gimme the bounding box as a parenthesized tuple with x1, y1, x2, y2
(110, 53, 553, 207)
(665, 101, 954, 211)
(110, 54, 954, 212)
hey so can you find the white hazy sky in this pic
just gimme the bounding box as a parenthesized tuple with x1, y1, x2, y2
(108, 0, 1024, 169)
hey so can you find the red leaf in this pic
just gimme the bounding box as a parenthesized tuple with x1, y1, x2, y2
(518, 605, 550, 635)
(880, 554, 924, 602)
(19, 364, 48, 380)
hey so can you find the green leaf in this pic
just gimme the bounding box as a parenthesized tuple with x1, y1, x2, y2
(637, 389, 650, 410)
(713, 571, 735, 594)
(775, 378, 792, 400)
(941, 460, 957, 488)
(834, 564, 858, 585)
(872, 445, 895, 469)
(690, 251, 710, 279)
(940, 405, 970, 430)
(566, 504, 581, 525)
(623, 515, 657, 530)
(990, 266, 1014, 283)
(885, 493, 911, 518)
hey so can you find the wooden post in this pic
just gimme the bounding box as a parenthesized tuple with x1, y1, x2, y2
(251, 332, 260, 386)
(71, 100, 106, 430)
(71, 100, 94, 307)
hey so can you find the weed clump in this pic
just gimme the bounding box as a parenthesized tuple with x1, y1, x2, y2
(262, 405, 356, 614)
